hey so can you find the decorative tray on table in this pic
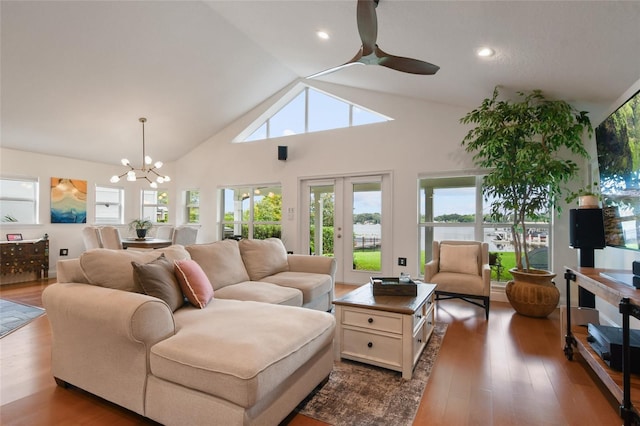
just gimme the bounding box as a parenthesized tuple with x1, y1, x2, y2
(370, 276, 418, 296)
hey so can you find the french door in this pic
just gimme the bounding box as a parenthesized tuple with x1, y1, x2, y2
(301, 174, 392, 284)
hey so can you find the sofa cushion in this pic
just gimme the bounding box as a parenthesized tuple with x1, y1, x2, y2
(151, 299, 335, 409)
(239, 238, 290, 281)
(79, 245, 191, 293)
(439, 244, 479, 276)
(261, 272, 332, 304)
(132, 254, 184, 312)
(174, 259, 214, 309)
(432, 271, 485, 296)
(213, 281, 302, 307)
(186, 240, 250, 290)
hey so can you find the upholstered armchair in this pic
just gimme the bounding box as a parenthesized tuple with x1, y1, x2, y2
(424, 240, 491, 319)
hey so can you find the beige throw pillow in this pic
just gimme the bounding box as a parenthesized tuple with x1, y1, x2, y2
(239, 238, 290, 281)
(186, 240, 250, 290)
(79, 246, 190, 293)
(439, 244, 479, 276)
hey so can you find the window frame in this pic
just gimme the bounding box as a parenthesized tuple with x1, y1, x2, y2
(418, 173, 551, 285)
(185, 189, 200, 224)
(141, 188, 169, 224)
(0, 176, 39, 225)
(219, 184, 282, 240)
(94, 184, 124, 225)
(234, 84, 391, 142)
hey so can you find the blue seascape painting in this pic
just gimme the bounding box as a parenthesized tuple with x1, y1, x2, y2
(50, 178, 87, 223)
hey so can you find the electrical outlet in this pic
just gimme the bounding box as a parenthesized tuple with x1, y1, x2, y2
(398, 257, 407, 266)
(59, 248, 69, 256)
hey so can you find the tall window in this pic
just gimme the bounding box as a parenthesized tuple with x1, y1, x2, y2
(142, 189, 169, 223)
(0, 177, 38, 224)
(185, 190, 200, 224)
(95, 185, 124, 224)
(235, 85, 390, 142)
(220, 185, 282, 240)
(418, 175, 550, 284)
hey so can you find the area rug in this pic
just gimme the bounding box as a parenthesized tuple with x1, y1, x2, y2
(0, 299, 45, 338)
(296, 322, 447, 426)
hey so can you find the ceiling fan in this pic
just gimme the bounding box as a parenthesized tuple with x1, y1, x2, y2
(308, 0, 440, 79)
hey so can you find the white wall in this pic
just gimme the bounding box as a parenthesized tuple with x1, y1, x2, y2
(173, 80, 594, 292)
(0, 148, 176, 275)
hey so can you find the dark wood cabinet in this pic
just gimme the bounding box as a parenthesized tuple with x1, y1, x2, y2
(0, 239, 49, 281)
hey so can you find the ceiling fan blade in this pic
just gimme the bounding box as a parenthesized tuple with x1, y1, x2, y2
(375, 46, 440, 75)
(357, 0, 378, 55)
(306, 49, 365, 79)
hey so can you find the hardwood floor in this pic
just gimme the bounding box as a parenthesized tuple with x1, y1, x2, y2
(0, 280, 622, 425)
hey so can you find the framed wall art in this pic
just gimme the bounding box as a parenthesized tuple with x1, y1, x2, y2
(50, 177, 87, 223)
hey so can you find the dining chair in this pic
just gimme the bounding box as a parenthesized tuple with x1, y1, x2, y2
(172, 226, 198, 246)
(98, 226, 123, 250)
(155, 226, 174, 241)
(81, 226, 102, 250)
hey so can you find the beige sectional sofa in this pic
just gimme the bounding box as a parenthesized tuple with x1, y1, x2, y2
(43, 238, 337, 425)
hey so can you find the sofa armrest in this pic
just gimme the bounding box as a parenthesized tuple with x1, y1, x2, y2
(424, 260, 438, 281)
(287, 254, 337, 278)
(56, 258, 88, 283)
(42, 282, 175, 414)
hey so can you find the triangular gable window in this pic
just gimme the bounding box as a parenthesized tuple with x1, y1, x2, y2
(235, 85, 391, 143)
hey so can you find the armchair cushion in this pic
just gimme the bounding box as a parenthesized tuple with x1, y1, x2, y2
(439, 244, 480, 276)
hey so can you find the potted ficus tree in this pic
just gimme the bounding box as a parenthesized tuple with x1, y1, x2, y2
(129, 218, 153, 239)
(461, 87, 592, 317)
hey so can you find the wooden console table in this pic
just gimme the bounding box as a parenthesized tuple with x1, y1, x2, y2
(0, 238, 49, 281)
(564, 266, 640, 425)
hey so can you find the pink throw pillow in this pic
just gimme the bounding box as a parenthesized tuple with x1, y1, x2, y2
(174, 259, 214, 309)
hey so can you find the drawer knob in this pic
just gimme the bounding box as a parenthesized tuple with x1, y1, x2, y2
(416, 314, 422, 319)
(367, 342, 373, 348)
(368, 317, 373, 324)
(418, 338, 422, 343)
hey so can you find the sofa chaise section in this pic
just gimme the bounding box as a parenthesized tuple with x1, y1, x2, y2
(146, 299, 335, 425)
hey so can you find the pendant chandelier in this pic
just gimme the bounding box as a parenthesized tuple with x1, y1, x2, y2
(110, 117, 170, 188)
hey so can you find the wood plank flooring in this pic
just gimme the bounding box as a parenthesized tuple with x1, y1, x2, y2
(0, 280, 623, 425)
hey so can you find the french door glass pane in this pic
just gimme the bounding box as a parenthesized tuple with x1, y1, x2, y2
(309, 185, 334, 256)
(352, 182, 381, 271)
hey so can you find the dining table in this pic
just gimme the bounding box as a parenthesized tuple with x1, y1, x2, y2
(121, 238, 173, 250)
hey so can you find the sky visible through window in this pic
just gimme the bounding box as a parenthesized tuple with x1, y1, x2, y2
(243, 87, 388, 142)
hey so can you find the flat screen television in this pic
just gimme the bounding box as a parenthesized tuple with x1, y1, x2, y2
(595, 89, 640, 251)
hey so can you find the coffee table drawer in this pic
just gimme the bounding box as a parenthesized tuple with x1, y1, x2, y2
(342, 308, 402, 334)
(342, 328, 402, 367)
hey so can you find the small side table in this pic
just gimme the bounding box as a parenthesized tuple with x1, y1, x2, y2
(333, 282, 436, 379)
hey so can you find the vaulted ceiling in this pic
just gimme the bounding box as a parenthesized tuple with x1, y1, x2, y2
(2, 1, 640, 166)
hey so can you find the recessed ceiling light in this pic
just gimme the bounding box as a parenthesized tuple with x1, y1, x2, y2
(477, 47, 495, 57)
(316, 31, 330, 40)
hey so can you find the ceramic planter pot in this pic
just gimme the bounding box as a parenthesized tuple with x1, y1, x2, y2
(578, 195, 599, 209)
(136, 229, 148, 239)
(505, 268, 559, 318)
